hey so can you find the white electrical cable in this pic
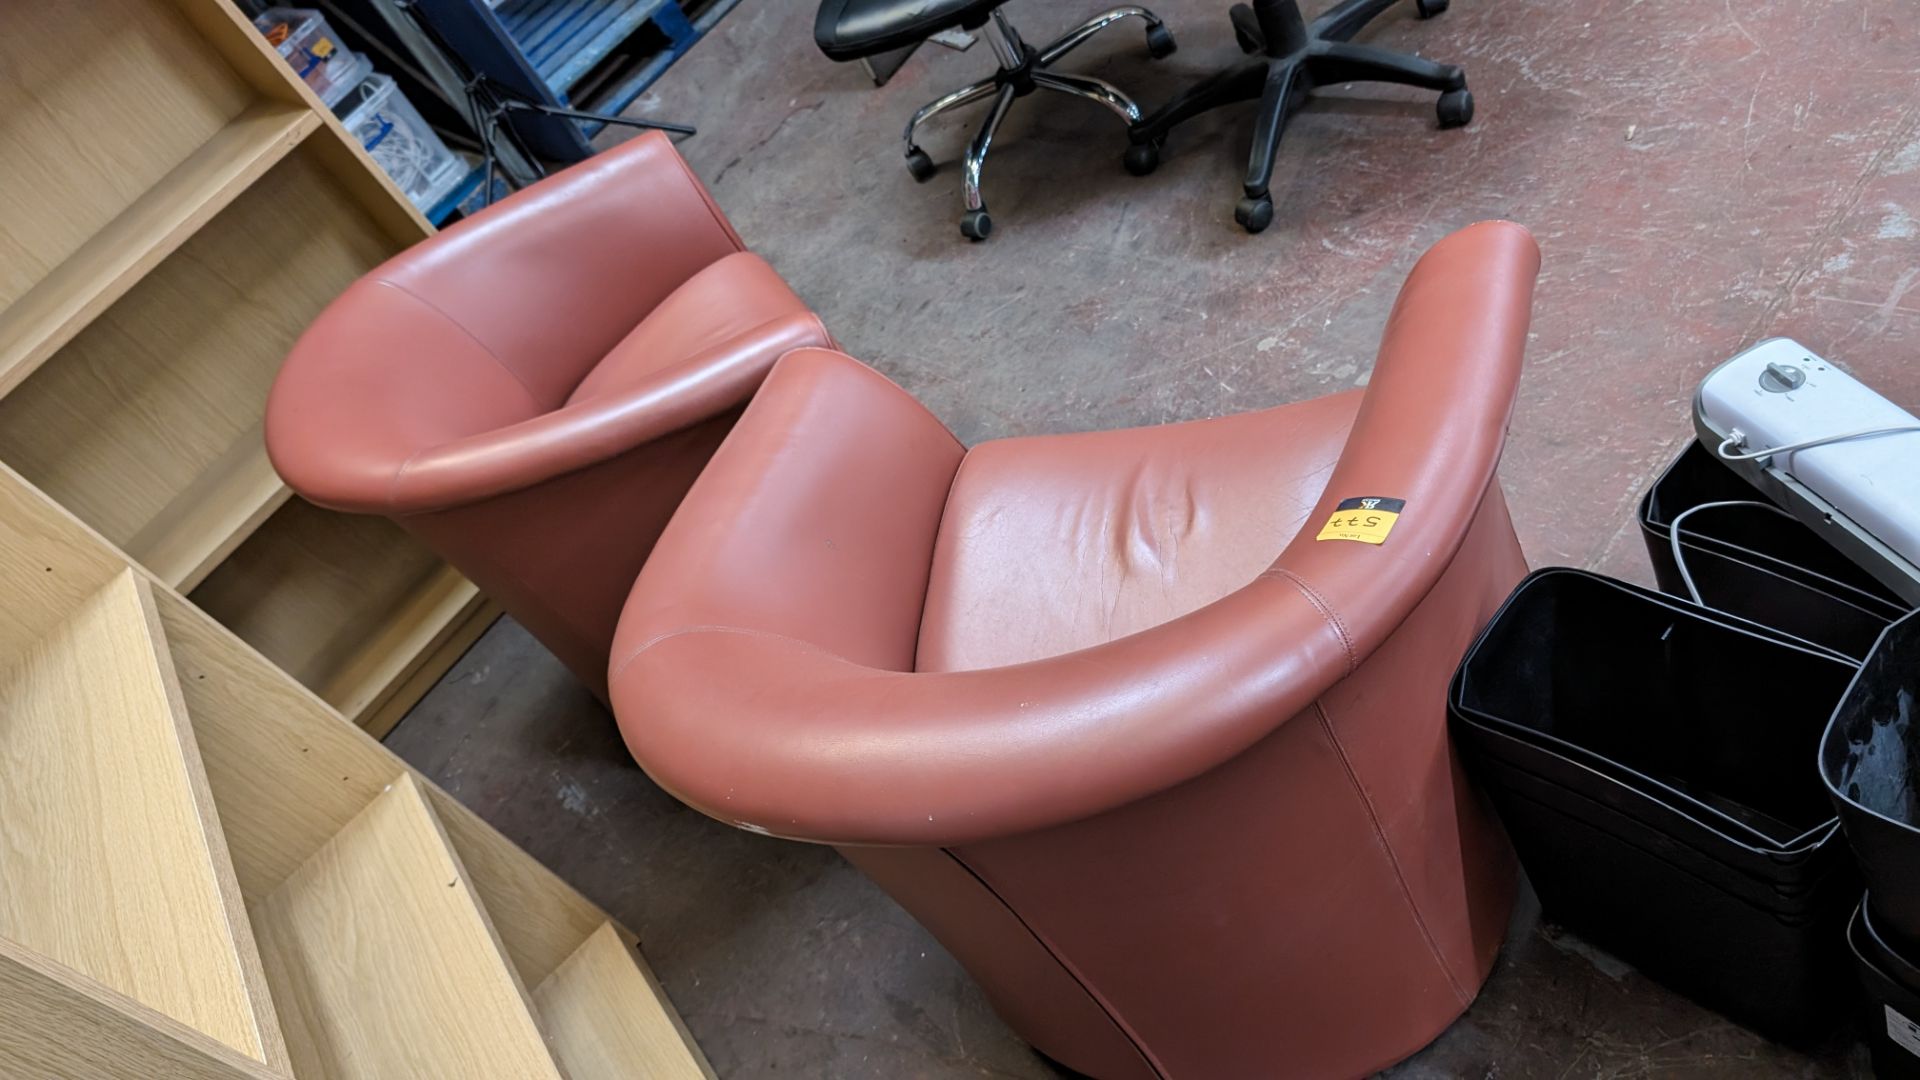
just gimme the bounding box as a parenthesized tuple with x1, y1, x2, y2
(1716, 426, 1920, 463)
(1667, 500, 1795, 605)
(1665, 499, 1864, 664)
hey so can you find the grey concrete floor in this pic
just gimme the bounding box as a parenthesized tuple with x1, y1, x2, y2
(388, 0, 1920, 1075)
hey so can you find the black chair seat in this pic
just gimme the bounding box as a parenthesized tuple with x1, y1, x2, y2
(814, 0, 1002, 61)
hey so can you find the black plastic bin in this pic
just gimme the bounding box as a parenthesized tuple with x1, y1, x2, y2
(1848, 898, 1920, 1079)
(1822, 611, 1920, 954)
(1639, 443, 1910, 661)
(1450, 568, 1861, 1042)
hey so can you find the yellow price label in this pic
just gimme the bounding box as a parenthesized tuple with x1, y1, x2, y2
(1315, 497, 1405, 545)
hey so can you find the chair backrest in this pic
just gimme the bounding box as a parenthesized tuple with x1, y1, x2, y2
(266, 132, 743, 515)
(614, 349, 966, 679)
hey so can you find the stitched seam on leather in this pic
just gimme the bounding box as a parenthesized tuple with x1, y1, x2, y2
(1261, 567, 1358, 675)
(945, 851, 1170, 1079)
(372, 279, 547, 409)
(1313, 700, 1474, 1006)
(387, 447, 427, 511)
(608, 623, 849, 683)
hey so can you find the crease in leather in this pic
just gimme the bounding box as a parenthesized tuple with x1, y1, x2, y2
(914, 439, 979, 668)
(946, 848, 1171, 1080)
(919, 443, 992, 664)
(369, 277, 547, 409)
(1261, 565, 1358, 675)
(1312, 699, 1473, 1006)
(804, 309, 839, 353)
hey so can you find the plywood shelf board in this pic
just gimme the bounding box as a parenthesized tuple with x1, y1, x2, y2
(251, 773, 563, 1080)
(320, 566, 486, 724)
(0, 101, 318, 396)
(534, 923, 717, 1080)
(359, 601, 501, 740)
(0, 570, 283, 1064)
(152, 584, 611, 989)
(0, 938, 282, 1080)
(0, 1, 259, 310)
(0, 144, 399, 556)
(187, 497, 486, 727)
(127, 424, 293, 591)
(427, 783, 612, 989)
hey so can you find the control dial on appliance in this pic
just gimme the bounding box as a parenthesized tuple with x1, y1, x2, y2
(1759, 362, 1806, 393)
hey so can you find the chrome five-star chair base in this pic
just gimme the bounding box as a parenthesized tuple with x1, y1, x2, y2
(903, 7, 1175, 239)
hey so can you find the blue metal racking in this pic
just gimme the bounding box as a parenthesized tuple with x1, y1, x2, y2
(419, 0, 735, 160)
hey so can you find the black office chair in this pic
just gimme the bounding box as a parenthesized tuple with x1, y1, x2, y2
(1124, 0, 1472, 234)
(815, 0, 1177, 240)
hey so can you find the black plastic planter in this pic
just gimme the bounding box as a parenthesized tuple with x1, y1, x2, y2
(1451, 569, 1860, 1041)
(1822, 611, 1920, 954)
(1639, 442, 1909, 660)
(1848, 899, 1920, 1080)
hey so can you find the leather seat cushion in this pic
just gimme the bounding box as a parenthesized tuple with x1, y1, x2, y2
(567, 251, 826, 404)
(917, 390, 1363, 672)
(815, 0, 1003, 61)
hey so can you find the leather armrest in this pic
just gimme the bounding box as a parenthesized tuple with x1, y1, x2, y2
(610, 223, 1540, 848)
(615, 578, 1343, 846)
(1263, 220, 1539, 672)
(384, 314, 824, 511)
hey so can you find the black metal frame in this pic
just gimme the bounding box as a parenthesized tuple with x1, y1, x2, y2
(393, 0, 697, 210)
(1125, 0, 1471, 233)
(461, 72, 695, 209)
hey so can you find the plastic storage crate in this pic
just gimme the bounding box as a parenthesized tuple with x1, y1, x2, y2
(1850, 901, 1920, 1080)
(335, 73, 466, 213)
(254, 7, 373, 108)
(1450, 568, 1860, 1042)
(1639, 442, 1909, 661)
(1821, 610, 1920, 950)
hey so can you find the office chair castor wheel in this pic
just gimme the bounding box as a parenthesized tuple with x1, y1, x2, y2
(960, 209, 993, 241)
(1145, 22, 1177, 59)
(1437, 88, 1473, 128)
(1415, 0, 1449, 17)
(1124, 141, 1160, 176)
(905, 147, 936, 182)
(1230, 3, 1263, 53)
(1234, 194, 1273, 234)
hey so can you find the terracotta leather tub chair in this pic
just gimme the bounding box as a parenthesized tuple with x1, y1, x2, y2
(266, 132, 833, 699)
(610, 221, 1539, 1077)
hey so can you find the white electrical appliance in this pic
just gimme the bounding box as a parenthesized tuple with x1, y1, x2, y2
(1694, 337, 1920, 605)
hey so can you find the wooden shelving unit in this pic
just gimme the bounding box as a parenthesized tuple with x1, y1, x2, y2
(0, 0, 495, 731)
(0, 460, 715, 1077)
(0, 4, 710, 1075)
